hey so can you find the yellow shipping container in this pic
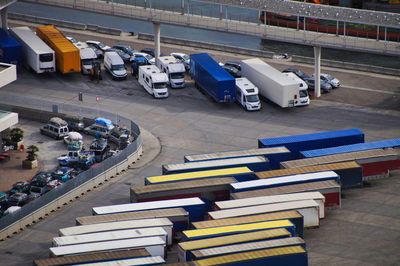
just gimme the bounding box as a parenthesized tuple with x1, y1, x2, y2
(36, 25, 80, 74)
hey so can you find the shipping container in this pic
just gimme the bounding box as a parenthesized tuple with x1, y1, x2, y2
(58, 218, 173, 246)
(189, 53, 235, 103)
(258, 128, 364, 159)
(76, 208, 188, 229)
(145, 167, 254, 185)
(34, 249, 151, 266)
(183, 147, 291, 169)
(208, 199, 320, 228)
(182, 220, 295, 242)
(130, 177, 235, 211)
(162, 156, 269, 175)
(301, 138, 400, 158)
(191, 237, 305, 260)
(178, 228, 291, 262)
(231, 180, 341, 208)
(215, 192, 325, 219)
(36, 25, 80, 74)
(74, 256, 165, 266)
(192, 211, 304, 238)
(231, 171, 339, 193)
(257, 161, 362, 189)
(92, 197, 205, 223)
(0, 29, 22, 66)
(49, 236, 166, 258)
(52, 227, 168, 247)
(193, 246, 308, 266)
(9, 26, 55, 73)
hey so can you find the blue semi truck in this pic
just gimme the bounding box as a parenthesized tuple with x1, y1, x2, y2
(190, 53, 235, 103)
(0, 29, 22, 66)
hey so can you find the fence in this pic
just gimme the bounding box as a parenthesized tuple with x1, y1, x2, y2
(0, 104, 143, 240)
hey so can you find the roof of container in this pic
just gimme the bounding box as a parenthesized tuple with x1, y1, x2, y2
(281, 148, 398, 168)
(76, 207, 188, 225)
(36, 25, 79, 53)
(301, 138, 400, 158)
(215, 191, 324, 210)
(194, 246, 306, 265)
(0, 29, 21, 48)
(231, 180, 340, 199)
(190, 53, 235, 82)
(163, 156, 267, 172)
(259, 128, 364, 146)
(178, 228, 291, 251)
(183, 220, 293, 239)
(77, 256, 165, 266)
(10, 27, 53, 53)
(132, 177, 236, 195)
(93, 197, 204, 215)
(231, 171, 339, 190)
(185, 147, 290, 162)
(192, 237, 305, 259)
(257, 161, 361, 179)
(208, 199, 319, 220)
(146, 167, 252, 184)
(34, 249, 150, 266)
(192, 211, 302, 229)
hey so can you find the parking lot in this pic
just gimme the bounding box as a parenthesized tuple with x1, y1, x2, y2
(0, 23, 400, 265)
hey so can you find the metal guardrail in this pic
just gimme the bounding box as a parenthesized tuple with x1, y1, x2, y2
(0, 104, 143, 240)
(19, 0, 400, 56)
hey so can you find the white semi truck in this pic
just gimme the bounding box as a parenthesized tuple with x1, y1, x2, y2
(283, 72, 310, 106)
(241, 58, 301, 108)
(156, 56, 186, 88)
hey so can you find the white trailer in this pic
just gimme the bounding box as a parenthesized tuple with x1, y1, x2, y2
(75, 256, 165, 266)
(80, 47, 97, 75)
(283, 72, 310, 106)
(235, 77, 261, 111)
(138, 65, 169, 98)
(241, 58, 300, 108)
(156, 56, 186, 88)
(9, 26, 55, 73)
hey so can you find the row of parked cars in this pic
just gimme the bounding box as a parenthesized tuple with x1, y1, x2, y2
(283, 68, 341, 93)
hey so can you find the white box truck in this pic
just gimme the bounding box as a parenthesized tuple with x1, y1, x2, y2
(80, 47, 98, 75)
(9, 26, 55, 73)
(241, 58, 300, 108)
(156, 56, 186, 88)
(283, 72, 310, 106)
(235, 77, 261, 111)
(138, 65, 169, 98)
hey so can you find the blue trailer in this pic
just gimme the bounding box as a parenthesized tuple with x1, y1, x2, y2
(190, 53, 235, 103)
(300, 138, 400, 158)
(162, 156, 269, 175)
(183, 147, 291, 170)
(258, 128, 364, 159)
(0, 29, 22, 66)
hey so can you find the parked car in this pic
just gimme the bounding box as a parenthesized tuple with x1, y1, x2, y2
(9, 182, 30, 195)
(140, 48, 165, 58)
(282, 68, 311, 81)
(87, 44, 103, 59)
(40, 117, 69, 140)
(132, 52, 155, 65)
(313, 73, 341, 88)
(51, 167, 75, 182)
(222, 65, 241, 78)
(113, 44, 137, 57)
(7, 193, 28, 207)
(106, 48, 131, 63)
(66, 36, 89, 49)
(65, 116, 85, 132)
(224, 61, 241, 72)
(86, 41, 111, 53)
(84, 117, 115, 138)
(304, 77, 332, 93)
(170, 52, 190, 70)
(31, 172, 52, 188)
(103, 51, 127, 80)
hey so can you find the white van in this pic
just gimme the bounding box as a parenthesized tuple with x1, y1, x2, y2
(156, 56, 185, 88)
(80, 48, 97, 75)
(103, 51, 127, 80)
(40, 117, 69, 140)
(235, 77, 261, 111)
(283, 72, 310, 106)
(138, 65, 169, 98)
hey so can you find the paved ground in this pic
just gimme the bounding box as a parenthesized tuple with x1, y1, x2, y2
(0, 25, 399, 265)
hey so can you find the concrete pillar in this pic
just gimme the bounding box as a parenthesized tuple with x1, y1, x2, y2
(314, 46, 321, 98)
(219, 4, 223, 20)
(181, 0, 185, 15)
(153, 23, 160, 59)
(1, 7, 8, 30)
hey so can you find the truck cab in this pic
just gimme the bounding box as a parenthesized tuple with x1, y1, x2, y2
(138, 65, 169, 98)
(80, 47, 98, 75)
(235, 78, 261, 111)
(131, 55, 150, 78)
(57, 150, 95, 169)
(283, 72, 310, 106)
(156, 56, 186, 88)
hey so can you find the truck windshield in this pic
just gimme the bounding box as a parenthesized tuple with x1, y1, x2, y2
(153, 82, 166, 89)
(112, 64, 125, 71)
(82, 59, 93, 66)
(299, 90, 309, 98)
(170, 73, 184, 79)
(182, 55, 189, 60)
(246, 95, 259, 102)
(39, 53, 53, 62)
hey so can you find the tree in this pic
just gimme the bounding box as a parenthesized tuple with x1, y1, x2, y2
(10, 128, 24, 143)
(26, 145, 39, 161)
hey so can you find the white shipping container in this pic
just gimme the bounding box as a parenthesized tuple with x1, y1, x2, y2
(71, 256, 165, 266)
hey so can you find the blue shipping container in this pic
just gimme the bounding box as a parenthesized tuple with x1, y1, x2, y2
(190, 53, 235, 103)
(301, 138, 400, 158)
(0, 29, 22, 66)
(258, 129, 364, 159)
